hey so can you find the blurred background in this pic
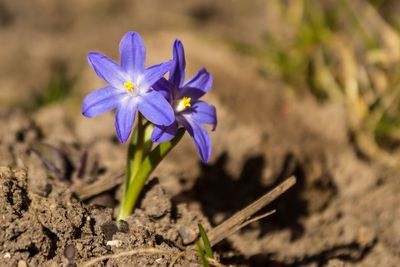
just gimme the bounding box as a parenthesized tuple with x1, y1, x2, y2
(3, 0, 400, 166)
(2, 0, 400, 265)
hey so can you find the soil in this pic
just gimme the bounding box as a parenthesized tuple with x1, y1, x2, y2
(1, 0, 400, 266)
(0, 145, 208, 267)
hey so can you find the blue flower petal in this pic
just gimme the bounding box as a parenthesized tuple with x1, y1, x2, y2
(138, 90, 175, 125)
(82, 86, 126, 118)
(152, 77, 174, 103)
(140, 60, 174, 91)
(87, 52, 127, 89)
(151, 121, 178, 143)
(183, 68, 212, 94)
(178, 87, 207, 101)
(180, 116, 211, 163)
(188, 101, 217, 130)
(119, 31, 146, 80)
(170, 39, 186, 87)
(115, 98, 137, 143)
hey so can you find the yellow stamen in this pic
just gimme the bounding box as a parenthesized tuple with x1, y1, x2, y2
(124, 81, 134, 91)
(176, 97, 191, 112)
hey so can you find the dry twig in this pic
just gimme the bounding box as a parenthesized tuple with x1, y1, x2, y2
(79, 248, 173, 267)
(74, 173, 124, 200)
(207, 176, 296, 246)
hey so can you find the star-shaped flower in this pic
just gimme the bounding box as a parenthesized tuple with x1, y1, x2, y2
(151, 40, 217, 163)
(82, 32, 175, 142)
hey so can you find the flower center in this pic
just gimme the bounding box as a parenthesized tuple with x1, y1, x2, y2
(176, 97, 191, 112)
(124, 81, 134, 92)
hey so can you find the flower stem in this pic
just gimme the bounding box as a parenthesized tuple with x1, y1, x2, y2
(118, 114, 145, 221)
(130, 115, 144, 183)
(117, 128, 185, 221)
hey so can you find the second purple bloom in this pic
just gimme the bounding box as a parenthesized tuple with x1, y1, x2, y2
(151, 40, 217, 163)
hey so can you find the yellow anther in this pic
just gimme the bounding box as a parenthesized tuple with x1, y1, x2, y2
(124, 81, 134, 91)
(176, 97, 191, 112)
(182, 97, 191, 108)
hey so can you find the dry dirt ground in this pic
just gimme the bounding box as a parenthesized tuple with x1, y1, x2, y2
(1, 1, 400, 266)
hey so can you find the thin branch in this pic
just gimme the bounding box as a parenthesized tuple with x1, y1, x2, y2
(237, 209, 276, 230)
(207, 176, 296, 246)
(74, 172, 123, 200)
(79, 248, 173, 267)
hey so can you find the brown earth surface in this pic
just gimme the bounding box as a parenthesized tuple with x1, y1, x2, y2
(1, 0, 400, 266)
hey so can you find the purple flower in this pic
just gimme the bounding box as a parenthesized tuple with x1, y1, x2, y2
(151, 40, 217, 163)
(82, 32, 175, 143)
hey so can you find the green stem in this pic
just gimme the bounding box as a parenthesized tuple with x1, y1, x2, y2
(117, 128, 184, 221)
(130, 115, 144, 183)
(118, 115, 145, 221)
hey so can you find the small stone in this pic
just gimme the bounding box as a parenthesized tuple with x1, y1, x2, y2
(3, 252, 11, 259)
(106, 240, 123, 248)
(178, 226, 197, 245)
(17, 260, 28, 267)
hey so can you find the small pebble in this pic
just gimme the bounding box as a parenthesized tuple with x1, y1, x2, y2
(106, 240, 123, 248)
(178, 226, 197, 245)
(3, 252, 10, 259)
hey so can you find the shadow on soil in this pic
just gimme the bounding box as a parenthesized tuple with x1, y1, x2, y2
(173, 151, 346, 265)
(173, 152, 311, 240)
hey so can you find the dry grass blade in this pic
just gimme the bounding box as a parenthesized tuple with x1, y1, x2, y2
(79, 248, 173, 267)
(207, 176, 296, 246)
(74, 172, 124, 200)
(237, 210, 276, 230)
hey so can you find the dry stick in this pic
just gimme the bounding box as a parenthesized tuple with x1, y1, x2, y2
(236, 209, 276, 231)
(74, 173, 124, 200)
(79, 248, 173, 267)
(207, 176, 296, 246)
